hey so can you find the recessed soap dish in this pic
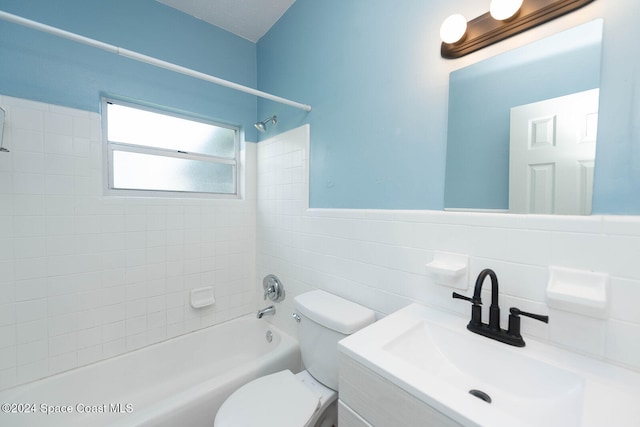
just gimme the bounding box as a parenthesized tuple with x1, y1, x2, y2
(426, 252, 469, 289)
(546, 266, 609, 319)
(190, 286, 215, 309)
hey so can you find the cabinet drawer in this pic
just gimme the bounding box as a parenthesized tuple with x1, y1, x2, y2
(339, 353, 462, 427)
(338, 400, 373, 427)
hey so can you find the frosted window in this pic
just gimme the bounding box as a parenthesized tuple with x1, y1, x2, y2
(107, 103, 236, 158)
(104, 99, 239, 196)
(113, 151, 235, 194)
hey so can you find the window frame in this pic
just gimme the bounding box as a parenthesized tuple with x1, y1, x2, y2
(101, 97, 241, 199)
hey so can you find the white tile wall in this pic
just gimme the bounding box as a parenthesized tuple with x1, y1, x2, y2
(2, 96, 639, 392)
(257, 125, 640, 374)
(0, 95, 257, 390)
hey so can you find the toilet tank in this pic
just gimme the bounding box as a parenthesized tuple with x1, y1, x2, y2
(294, 290, 376, 390)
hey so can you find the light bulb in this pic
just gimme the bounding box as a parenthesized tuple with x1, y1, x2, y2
(490, 0, 523, 21)
(440, 14, 467, 44)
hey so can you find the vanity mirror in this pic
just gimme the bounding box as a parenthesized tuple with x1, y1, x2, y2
(444, 19, 603, 214)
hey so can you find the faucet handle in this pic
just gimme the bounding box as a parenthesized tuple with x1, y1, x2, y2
(263, 274, 285, 302)
(509, 307, 549, 323)
(453, 292, 483, 327)
(452, 292, 481, 304)
(263, 284, 273, 300)
(507, 307, 549, 346)
(452, 291, 471, 302)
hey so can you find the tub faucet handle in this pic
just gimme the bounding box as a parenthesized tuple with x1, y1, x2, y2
(263, 274, 285, 302)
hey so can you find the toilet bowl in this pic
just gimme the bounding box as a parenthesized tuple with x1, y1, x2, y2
(214, 370, 337, 427)
(214, 290, 376, 427)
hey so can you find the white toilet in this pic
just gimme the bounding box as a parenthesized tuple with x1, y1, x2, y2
(214, 290, 376, 427)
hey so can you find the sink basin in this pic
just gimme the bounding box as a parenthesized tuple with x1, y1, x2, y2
(383, 320, 584, 426)
(338, 303, 640, 427)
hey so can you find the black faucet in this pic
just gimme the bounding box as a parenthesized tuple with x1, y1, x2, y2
(452, 268, 549, 347)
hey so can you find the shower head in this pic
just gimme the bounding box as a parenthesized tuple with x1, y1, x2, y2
(254, 115, 277, 133)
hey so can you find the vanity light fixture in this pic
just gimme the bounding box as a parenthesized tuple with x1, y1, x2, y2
(490, 0, 524, 21)
(440, 14, 468, 45)
(489, 0, 523, 21)
(440, 0, 596, 59)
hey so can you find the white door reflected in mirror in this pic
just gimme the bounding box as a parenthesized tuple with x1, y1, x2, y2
(509, 89, 599, 215)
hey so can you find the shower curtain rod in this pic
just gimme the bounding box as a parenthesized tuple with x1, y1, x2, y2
(0, 10, 313, 112)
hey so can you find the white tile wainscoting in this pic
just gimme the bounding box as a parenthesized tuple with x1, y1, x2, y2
(1, 95, 639, 394)
(257, 125, 640, 374)
(0, 95, 257, 390)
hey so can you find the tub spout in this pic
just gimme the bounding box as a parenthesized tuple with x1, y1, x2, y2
(257, 305, 275, 319)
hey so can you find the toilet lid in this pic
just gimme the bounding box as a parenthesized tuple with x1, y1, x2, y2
(215, 370, 320, 427)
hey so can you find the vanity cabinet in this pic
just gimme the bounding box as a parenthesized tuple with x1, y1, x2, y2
(338, 353, 462, 427)
(338, 400, 373, 427)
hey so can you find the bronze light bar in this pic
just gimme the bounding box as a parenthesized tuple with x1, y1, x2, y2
(441, 0, 596, 59)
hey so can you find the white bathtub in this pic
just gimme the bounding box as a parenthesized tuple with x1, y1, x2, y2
(0, 315, 301, 427)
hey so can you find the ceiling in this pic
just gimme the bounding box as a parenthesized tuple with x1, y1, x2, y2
(156, 0, 297, 42)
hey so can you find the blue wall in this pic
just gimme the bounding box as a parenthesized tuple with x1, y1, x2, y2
(257, 0, 447, 209)
(258, 0, 640, 214)
(2, 0, 640, 213)
(0, 0, 259, 141)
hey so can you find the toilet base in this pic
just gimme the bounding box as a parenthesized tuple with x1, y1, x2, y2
(311, 399, 337, 427)
(294, 370, 338, 427)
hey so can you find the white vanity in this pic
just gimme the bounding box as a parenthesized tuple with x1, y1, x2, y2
(337, 303, 640, 427)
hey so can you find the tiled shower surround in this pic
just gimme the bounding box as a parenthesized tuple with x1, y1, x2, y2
(2, 95, 640, 392)
(0, 95, 257, 390)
